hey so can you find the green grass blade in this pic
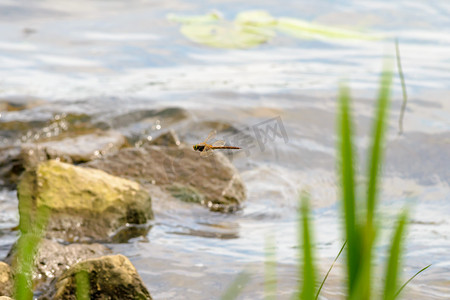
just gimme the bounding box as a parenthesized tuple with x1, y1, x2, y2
(14, 206, 50, 300)
(220, 272, 251, 300)
(395, 264, 431, 298)
(383, 211, 408, 300)
(315, 240, 347, 300)
(366, 66, 393, 227)
(358, 64, 393, 299)
(76, 270, 90, 300)
(337, 84, 360, 294)
(14, 233, 39, 300)
(264, 232, 277, 300)
(299, 193, 316, 299)
(396, 39, 408, 135)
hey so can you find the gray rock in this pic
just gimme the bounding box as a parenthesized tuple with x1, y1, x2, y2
(40, 254, 152, 300)
(135, 129, 181, 148)
(149, 130, 181, 147)
(0, 97, 46, 112)
(0, 146, 23, 188)
(17, 160, 153, 242)
(5, 239, 110, 291)
(21, 130, 127, 167)
(0, 113, 92, 145)
(0, 115, 118, 188)
(99, 107, 188, 129)
(86, 144, 246, 212)
(0, 262, 13, 297)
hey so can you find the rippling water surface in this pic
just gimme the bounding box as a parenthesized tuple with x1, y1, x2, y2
(1, 0, 449, 299)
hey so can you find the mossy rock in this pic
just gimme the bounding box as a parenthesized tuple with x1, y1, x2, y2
(167, 183, 205, 204)
(87, 145, 246, 212)
(40, 255, 151, 300)
(5, 239, 111, 291)
(17, 160, 153, 242)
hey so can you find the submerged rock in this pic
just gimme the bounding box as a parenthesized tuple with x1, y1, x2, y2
(5, 239, 110, 291)
(149, 129, 181, 147)
(97, 107, 188, 130)
(0, 113, 92, 145)
(134, 129, 181, 149)
(95, 107, 190, 146)
(17, 160, 153, 242)
(40, 254, 152, 300)
(87, 144, 246, 212)
(0, 262, 13, 297)
(21, 130, 127, 167)
(0, 146, 23, 188)
(0, 114, 118, 188)
(0, 97, 46, 112)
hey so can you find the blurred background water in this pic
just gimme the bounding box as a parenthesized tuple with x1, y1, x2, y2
(0, 0, 449, 299)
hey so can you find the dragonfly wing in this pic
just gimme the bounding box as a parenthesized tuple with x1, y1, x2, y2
(200, 148, 214, 157)
(203, 130, 217, 144)
(212, 140, 226, 147)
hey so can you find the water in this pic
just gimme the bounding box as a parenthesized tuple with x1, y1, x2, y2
(1, 0, 449, 299)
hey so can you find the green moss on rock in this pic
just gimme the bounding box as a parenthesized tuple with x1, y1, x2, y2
(17, 160, 153, 242)
(40, 255, 152, 300)
(167, 183, 205, 204)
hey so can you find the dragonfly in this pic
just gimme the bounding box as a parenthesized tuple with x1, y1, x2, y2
(193, 130, 241, 157)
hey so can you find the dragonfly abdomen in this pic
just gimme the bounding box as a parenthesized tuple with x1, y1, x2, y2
(212, 146, 241, 150)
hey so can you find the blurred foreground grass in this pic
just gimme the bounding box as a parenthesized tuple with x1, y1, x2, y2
(222, 65, 429, 299)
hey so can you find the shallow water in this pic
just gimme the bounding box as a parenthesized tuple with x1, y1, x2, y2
(1, 0, 449, 299)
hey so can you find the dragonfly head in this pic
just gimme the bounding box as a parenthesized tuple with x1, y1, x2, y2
(193, 144, 198, 151)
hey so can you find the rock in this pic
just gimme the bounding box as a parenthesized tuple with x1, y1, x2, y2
(0, 146, 23, 188)
(166, 183, 204, 204)
(0, 97, 46, 112)
(95, 107, 190, 146)
(21, 130, 127, 167)
(0, 113, 92, 145)
(149, 130, 181, 147)
(40, 254, 152, 300)
(135, 129, 181, 148)
(5, 239, 111, 291)
(96, 107, 189, 130)
(17, 160, 153, 242)
(86, 145, 246, 212)
(0, 262, 13, 297)
(0, 119, 48, 143)
(0, 114, 108, 188)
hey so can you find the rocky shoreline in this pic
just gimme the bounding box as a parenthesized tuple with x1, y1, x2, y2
(0, 108, 246, 298)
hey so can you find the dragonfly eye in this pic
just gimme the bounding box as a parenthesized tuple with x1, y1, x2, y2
(193, 145, 197, 151)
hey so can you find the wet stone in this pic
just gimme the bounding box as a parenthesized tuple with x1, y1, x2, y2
(40, 254, 152, 300)
(0, 262, 13, 298)
(86, 144, 246, 212)
(0, 97, 46, 112)
(0, 130, 127, 188)
(98, 107, 189, 130)
(0, 113, 105, 188)
(5, 239, 111, 292)
(0, 113, 93, 144)
(149, 129, 181, 147)
(21, 130, 127, 167)
(0, 146, 23, 188)
(17, 160, 153, 242)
